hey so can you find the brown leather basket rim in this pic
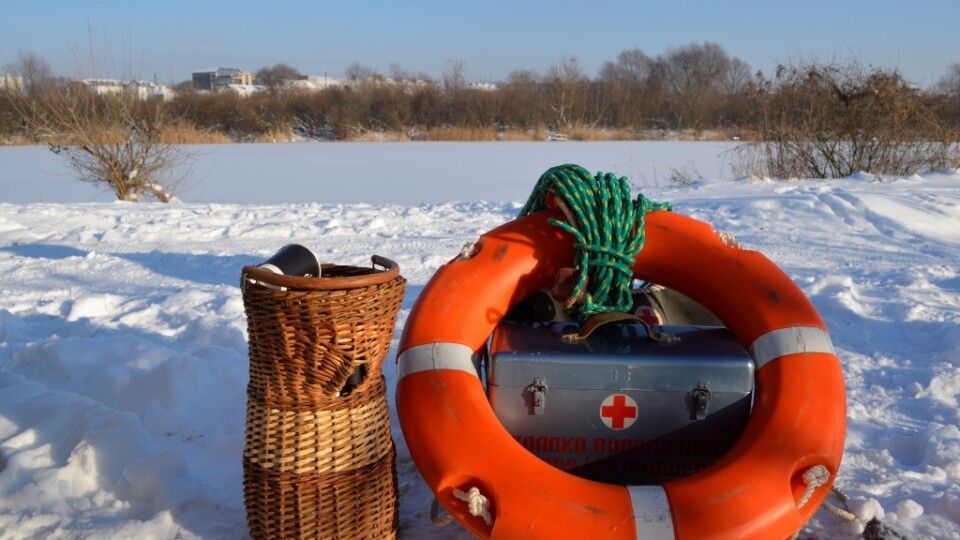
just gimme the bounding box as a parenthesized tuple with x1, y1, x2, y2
(242, 255, 400, 291)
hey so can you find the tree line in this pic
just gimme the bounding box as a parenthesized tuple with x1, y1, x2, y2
(150, 44, 771, 140)
(2, 43, 958, 201)
(4, 42, 959, 142)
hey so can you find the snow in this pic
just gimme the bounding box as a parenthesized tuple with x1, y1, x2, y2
(1, 141, 959, 539)
(0, 142, 736, 205)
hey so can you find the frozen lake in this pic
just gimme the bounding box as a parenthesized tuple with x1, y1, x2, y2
(0, 141, 738, 204)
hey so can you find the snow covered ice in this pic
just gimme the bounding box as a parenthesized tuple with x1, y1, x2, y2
(1, 142, 959, 539)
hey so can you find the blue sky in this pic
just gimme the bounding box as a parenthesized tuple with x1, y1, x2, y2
(3, 0, 959, 87)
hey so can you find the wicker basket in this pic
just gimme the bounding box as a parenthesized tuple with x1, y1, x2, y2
(241, 255, 406, 404)
(240, 255, 405, 540)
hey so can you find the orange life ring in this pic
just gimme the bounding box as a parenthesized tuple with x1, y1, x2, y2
(396, 209, 846, 539)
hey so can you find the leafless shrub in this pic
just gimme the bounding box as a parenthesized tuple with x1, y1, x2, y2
(668, 161, 703, 185)
(741, 60, 958, 178)
(932, 62, 960, 131)
(0, 91, 22, 142)
(20, 84, 190, 202)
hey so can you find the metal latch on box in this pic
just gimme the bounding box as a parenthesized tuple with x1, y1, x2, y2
(525, 377, 548, 415)
(691, 382, 711, 420)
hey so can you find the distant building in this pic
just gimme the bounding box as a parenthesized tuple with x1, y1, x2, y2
(81, 79, 175, 101)
(1, 74, 24, 93)
(223, 84, 261, 97)
(126, 80, 176, 101)
(304, 75, 350, 90)
(468, 82, 498, 92)
(82, 79, 125, 96)
(192, 68, 256, 92)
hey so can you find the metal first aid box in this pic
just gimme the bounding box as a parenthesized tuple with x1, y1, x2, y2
(487, 321, 754, 485)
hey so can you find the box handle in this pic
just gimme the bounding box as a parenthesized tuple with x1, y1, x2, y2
(561, 312, 679, 344)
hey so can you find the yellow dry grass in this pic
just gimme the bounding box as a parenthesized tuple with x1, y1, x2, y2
(426, 125, 498, 141)
(160, 121, 232, 144)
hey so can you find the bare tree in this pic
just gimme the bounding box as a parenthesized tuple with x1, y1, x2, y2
(545, 56, 587, 127)
(599, 48, 653, 86)
(389, 62, 412, 82)
(651, 42, 742, 129)
(598, 48, 658, 128)
(3, 49, 59, 96)
(506, 68, 540, 86)
(21, 82, 189, 202)
(934, 63, 960, 95)
(500, 69, 544, 129)
(442, 58, 468, 90)
(345, 62, 376, 83)
(934, 62, 960, 128)
(724, 57, 752, 94)
(255, 63, 302, 92)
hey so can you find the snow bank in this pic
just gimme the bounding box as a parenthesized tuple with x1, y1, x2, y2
(1, 142, 959, 539)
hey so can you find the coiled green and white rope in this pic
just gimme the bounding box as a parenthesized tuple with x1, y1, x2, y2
(520, 164, 672, 321)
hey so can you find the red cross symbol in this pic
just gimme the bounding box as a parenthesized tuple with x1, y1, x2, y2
(600, 394, 638, 430)
(635, 305, 662, 325)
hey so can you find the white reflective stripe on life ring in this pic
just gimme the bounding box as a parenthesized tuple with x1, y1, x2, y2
(628, 485, 676, 539)
(749, 326, 836, 371)
(397, 342, 481, 380)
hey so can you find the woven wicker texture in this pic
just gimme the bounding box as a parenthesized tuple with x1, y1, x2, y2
(240, 256, 404, 540)
(241, 258, 406, 404)
(244, 446, 398, 540)
(244, 376, 394, 475)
